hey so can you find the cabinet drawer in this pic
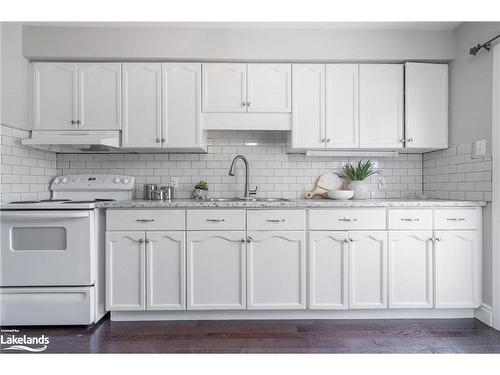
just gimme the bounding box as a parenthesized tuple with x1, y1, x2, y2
(388, 209, 433, 230)
(247, 210, 306, 231)
(309, 209, 386, 230)
(107, 210, 185, 231)
(187, 210, 245, 230)
(434, 208, 481, 230)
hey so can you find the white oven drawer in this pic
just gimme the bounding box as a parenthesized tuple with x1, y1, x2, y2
(0, 210, 95, 286)
(388, 209, 433, 230)
(434, 208, 481, 230)
(309, 209, 387, 230)
(107, 209, 185, 231)
(247, 210, 306, 230)
(187, 210, 245, 230)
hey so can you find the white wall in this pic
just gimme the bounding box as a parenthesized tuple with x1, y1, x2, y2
(21, 25, 455, 62)
(449, 22, 500, 153)
(0, 23, 30, 130)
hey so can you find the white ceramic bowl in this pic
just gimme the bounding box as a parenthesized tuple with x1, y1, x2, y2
(327, 190, 354, 200)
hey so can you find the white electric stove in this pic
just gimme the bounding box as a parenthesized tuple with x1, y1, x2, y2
(0, 174, 134, 326)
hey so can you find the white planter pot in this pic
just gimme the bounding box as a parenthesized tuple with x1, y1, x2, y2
(348, 180, 370, 200)
(192, 189, 208, 199)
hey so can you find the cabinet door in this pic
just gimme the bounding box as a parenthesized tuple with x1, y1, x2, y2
(405, 63, 448, 149)
(202, 63, 247, 112)
(162, 63, 203, 149)
(32, 62, 77, 130)
(106, 231, 146, 311)
(146, 231, 185, 310)
(349, 231, 388, 309)
(388, 231, 433, 308)
(77, 63, 122, 130)
(434, 230, 481, 308)
(291, 64, 325, 149)
(309, 231, 348, 309)
(122, 63, 162, 148)
(325, 64, 359, 148)
(187, 231, 246, 310)
(247, 64, 291, 113)
(359, 64, 404, 148)
(247, 231, 306, 309)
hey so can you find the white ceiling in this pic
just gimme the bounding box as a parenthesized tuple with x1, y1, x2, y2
(18, 21, 463, 31)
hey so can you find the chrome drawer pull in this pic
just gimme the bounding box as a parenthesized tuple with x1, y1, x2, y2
(339, 217, 357, 222)
(136, 219, 155, 223)
(446, 217, 466, 222)
(267, 219, 285, 223)
(400, 218, 420, 222)
(206, 218, 225, 223)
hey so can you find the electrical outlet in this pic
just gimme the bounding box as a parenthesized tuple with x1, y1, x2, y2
(473, 139, 487, 158)
(170, 176, 179, 189)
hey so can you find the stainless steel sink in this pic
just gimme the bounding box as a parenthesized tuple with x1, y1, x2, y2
(207, 198, 241, 202)
(236, 197, 290, 202)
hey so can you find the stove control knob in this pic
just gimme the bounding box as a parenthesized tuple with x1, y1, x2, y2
(53, 177, 61, 184)
(62, 177, 69, 184)
(122, 178, 130, 184)
(114, 177, 121, 184)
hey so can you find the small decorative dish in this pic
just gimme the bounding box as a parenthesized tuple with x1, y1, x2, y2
(327, 190, 354, 200)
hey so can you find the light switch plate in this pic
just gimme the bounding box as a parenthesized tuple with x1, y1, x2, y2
(473, 140, 487, 158)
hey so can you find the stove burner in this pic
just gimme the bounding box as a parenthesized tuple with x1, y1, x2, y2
(62, 199, 115, 204)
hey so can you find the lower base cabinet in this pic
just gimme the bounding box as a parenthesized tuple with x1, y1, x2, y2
(349, 231, 388, 309)
(388, 231, 433, 308)
(187, 231, 246, 310)
(247, 231, 306, 309)
(434, 230, 481, 308)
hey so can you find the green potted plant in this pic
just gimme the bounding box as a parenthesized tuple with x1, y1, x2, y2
(338, 160, 380, 200)
(192, 180, 209, 199)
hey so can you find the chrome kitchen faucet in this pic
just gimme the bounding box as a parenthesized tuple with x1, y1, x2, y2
(228, 155, 258, 199)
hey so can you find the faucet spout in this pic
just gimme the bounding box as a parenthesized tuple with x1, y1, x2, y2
(228, 155, 253, 198)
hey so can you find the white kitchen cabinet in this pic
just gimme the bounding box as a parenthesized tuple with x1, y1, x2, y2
(247, 64, 291, 113)
(349, 231, 388, 309)
(146, 231, 186, 310)
(162, 63, 205, 150)
(309, 231, 348, 309)
(247, 231, 306, 309)
(202, 64, 247, 113)
(122, 63, 162, 148)
(325, 64, 359, 148)
(291, 64, 325, 149)
(405, 63, 448, 149)
(32, 62, 78, 130)
(187, 231, 246, 310)
(388, 231, 433, 308)
(77, 63, 122, 130)
(434, 230, 481, 308)
(359, 64, 404, 148)
(106, 231, 146, 311)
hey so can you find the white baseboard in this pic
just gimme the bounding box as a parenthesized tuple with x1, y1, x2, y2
(475, 303, 493, 326)
(111, 308, 475, 322)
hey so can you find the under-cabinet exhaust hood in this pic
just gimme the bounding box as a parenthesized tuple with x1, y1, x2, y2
(21, 131, 121, 153)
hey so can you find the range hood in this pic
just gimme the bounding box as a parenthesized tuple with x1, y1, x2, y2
(21, 130, 121, 153)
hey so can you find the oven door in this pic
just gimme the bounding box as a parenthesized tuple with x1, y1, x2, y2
(0, 210, 95, 286)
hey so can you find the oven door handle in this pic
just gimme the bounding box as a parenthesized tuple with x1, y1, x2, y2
(0, 211, 90, 219)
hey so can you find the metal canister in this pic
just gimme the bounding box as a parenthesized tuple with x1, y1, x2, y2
(143, 183, 158, 200)
(161, 185, 175, 200)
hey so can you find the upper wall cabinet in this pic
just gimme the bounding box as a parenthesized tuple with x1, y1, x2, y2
(162, 63, 205, 150)
(359, 64, 404, 149)
(122, 63, 162, 148)
(405, 63, 448, 150)
(32, 62, 121, 131)
(202, 63, 291, 113)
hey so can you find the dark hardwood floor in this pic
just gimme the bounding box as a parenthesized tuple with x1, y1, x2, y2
(3, 315, 500, 353)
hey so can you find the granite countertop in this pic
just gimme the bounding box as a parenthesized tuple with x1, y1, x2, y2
(99, 198, 487, 209)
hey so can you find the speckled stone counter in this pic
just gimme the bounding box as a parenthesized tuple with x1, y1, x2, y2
(99, 198, 486, 209)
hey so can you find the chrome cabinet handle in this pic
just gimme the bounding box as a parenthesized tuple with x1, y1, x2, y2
(138, 238, 144, 243)
(349, 238, 354, 242)
(320, 138, 326, 143)
(156, 138, 161, 143)
(246, 101, 252, 106)
(136, 219, 155, 223)
(246, 236, 253, 243)
(206, 218, 225, 223)
(400, 218, 420, 222)
(338, 217, 358, 222)
(446, 217, 466, 222)
(435, 237, 441, 242)
(161, 138, 166, 143)
(71, 120, 77, 125)
(344, 239, 349, 243)
(400, 138, 405, 143)
(407, 138, 414, 143)
(76, 120, 81, 125)
(326, 138, 331, 143)
(267, 219, 285, 223)
(242, 102, 247, 106)
(240, 238, 246, 243)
